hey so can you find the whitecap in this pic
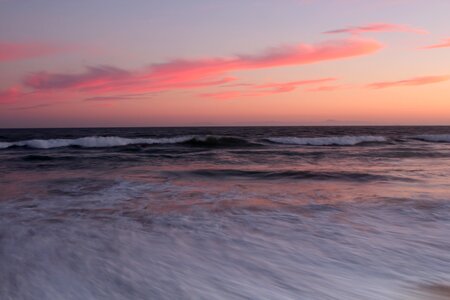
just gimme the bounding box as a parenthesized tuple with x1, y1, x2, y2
(267, 135, 387, 146)
(0, 142, 13, 149)
(3, 135, 195, 149)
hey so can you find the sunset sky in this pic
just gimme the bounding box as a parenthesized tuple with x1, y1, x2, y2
(1, 0, 449, 127)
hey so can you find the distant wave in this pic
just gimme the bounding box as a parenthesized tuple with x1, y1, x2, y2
(0, 136, 194, 149)
(0, 135, 257, 149)
(178, 169, 414, 182)
(412, 134, 450, 143)
(183, 136, 258, 147)
(266, 136, 387, 146)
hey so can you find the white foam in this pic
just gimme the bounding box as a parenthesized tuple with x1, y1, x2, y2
(267, 136, 387, 146)
(1, 135, 195, 149)
(413, 134, 450, 143)
(0, 142, 12, 149)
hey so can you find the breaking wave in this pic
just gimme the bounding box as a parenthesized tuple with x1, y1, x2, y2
(266, 135, 387, 146)
(0, 142, 12, 149)
(0, 135, 257, 149)
(6, 133, 450, 149)
(413, 134, 450, 143)
(182, 136, 258, 147)
(0, 136, 194, 149)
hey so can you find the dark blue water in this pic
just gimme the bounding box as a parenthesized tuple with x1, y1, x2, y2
(1, 126, 450, 299)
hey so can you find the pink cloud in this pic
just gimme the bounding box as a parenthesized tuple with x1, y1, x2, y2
(0, 42, 71, 62)
(84, 93, 153, 101)
(147, 38, 381, 80)
(200, 91, 248, 100)
(21, 37, 381, 96)
(200, 78, 336, 99)
(253, 78, 336, 93)
(25, 66, 131, 90)
(367, 75, 450, 89)
(11, 103, 54, 111)
(0, 86, 23, 103)
(422, 38, 450, 49)
(324, 23, 428, 35)
(307, 85, 346, 92)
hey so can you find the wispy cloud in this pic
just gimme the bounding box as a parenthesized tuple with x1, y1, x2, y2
(367, 75, 450, 89)
(0, 86, 23, 103)
(20, 37, 381, 98)
(422, 38, 450, 49)
(307, 85, 347, 92)
(253, 78, 337, 93)
(324, 23, 428, 35)
(10, 103, 54, 110)
(199, 91, 248, 100)
(0, 41, 72, 62)
(25, 66, 131, 90)
(200, 78, 336, 99)
(84, 93, 153, 101)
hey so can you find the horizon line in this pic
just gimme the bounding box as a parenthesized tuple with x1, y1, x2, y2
(2, 124, 450, 130)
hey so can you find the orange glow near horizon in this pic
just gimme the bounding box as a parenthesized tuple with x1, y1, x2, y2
(1, 1, 450, 127)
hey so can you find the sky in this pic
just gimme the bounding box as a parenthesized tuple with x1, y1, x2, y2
(1, 0, 450, 128)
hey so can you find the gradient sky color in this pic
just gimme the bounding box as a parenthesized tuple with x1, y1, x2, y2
(1, 0, 450, 127)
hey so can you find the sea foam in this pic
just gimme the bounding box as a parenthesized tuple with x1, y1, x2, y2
(0, 135, 260, 149)
(1, 136, 195, 149)
(267, 136, 387, 146)
(0, 142, 12, 149)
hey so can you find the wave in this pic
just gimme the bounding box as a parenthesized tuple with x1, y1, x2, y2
(182, 136, 258, 147)
(412, 134, 450, 143)
(0, 142, 12, 149)
(266, 135, 387, 146)
(0, 136, 194, 149)
(178, 169, 414, 182)
(0, 135, 257, 149)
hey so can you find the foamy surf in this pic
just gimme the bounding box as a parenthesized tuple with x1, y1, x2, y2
(0, 135, 261, 149)
(1, 126, 450, 300)
(0, 135, 195, 149)
(267, 135, 387, 146)
(0, 142, 12, 149)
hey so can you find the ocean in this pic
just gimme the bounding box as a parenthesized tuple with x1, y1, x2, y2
(1, 126, 449, 300)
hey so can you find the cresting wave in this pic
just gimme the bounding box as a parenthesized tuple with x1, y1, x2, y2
(413, 134, 450, 143)
(267, 135, 387, 146)
(0, 136, 197, 149)
(0, 135, 262, 149)
(1, 135, 386, 149)
(0, 135, 263, 149)
(2, 133, 450, 149)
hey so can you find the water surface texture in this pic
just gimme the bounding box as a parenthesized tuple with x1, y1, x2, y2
(1, 126, 450, 300)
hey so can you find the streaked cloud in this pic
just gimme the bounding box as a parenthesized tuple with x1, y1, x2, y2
(253, 78, 336, 93)
(84, 93, 153, 101)
(324, 23, 428, 35)
(307, 85, 346, 92)
(422, 38, 450, 49)
(25, 66, 131, 90)
(200, 78, 336, 99)
(20, 37, 381, 98)
(10, 103, 54, 110)
(367, 75, 450, 89)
